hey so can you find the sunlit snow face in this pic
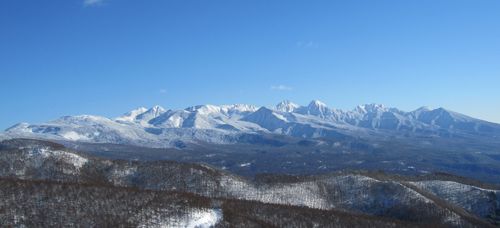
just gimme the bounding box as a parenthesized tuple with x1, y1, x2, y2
(138, 209, 222, 228)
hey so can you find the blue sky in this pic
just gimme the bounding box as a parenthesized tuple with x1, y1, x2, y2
(1, 0, 499, 129)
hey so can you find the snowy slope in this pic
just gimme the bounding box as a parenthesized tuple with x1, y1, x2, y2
(2, 139, 497, 227)
(411, 180, 500, 219)
(275, 100, 299, 112)
(139, 209, 222, 228)
(3, 114, 243, 148)
(115, 107, 148, 123)
(3, 100, 500, 148)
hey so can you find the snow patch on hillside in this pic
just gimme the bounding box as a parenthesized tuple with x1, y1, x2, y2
(60, 131, 91, 141)
(139, 209, 222, 228)
(182, 209, 222, 228)
(27, 147, 88, 170)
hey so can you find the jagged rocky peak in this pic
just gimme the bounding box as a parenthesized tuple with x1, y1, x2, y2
(308, 100, 327, 108)
(138, 105, 166, 119)
(186, 104, 221, 114)
(220, 104, 259, 114)
(130, 107, 149, 113)
(148, 105, 166, 115)
(117, 105, 167, 124)
(275, 100, 300, 112)
(355, 104, 387, 114)
(305, 100, 330, 117)
(185, 104, 258, 115)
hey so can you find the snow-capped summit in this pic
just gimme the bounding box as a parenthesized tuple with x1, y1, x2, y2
(134, 105, 166, 124)
(242, 107, 288, 131)
(115, 105, 166, 126)
(148, 105, 166, 116)
(116, 107, 148, 122)
(309, 100, 327, 108)
(303, 100, 330, 118)
(275, 100, 299, 112)
(409, 106, 432, 119)
(186, 104, 258, 116)
(186, 105, 221, 115)
(412, 107, 479, 131)
(220, 104, 258, 114)
(354, 104, 387, 114)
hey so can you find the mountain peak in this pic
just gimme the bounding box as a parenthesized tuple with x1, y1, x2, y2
(149, 105, 166, 113)
(435, 107, 448, 112)
(355, 104, 386, 114)
(255, 106, 274, 113)
(115, 107, 149, 122)
(5, 122, 30, 132)
(304, 100, 331, 117)
(186, 104, 219, 113)
(309, 100, 327, 108)
(275, 100, 299, 112)
(131, 105, 166, 124)
(415, 106, 431, 112)
(133, 107, 149, 112)
(185, 104, 258, 115)
(221, 104, 258, 113)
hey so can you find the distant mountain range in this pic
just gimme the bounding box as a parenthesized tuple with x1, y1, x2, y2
(3, 100, 500, 148)
(2, 104, 500, 226)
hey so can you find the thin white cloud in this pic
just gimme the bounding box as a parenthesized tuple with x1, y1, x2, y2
(159, 89, 167, 94)
(83, 0, 104, 7)
(296, 41, 319, 49)
(270, 85, 293, 91)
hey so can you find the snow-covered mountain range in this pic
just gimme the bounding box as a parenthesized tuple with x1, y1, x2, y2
(3, 100, 500, 148)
